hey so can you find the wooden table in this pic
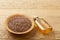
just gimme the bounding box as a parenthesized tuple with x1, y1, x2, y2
(0, 0, 60, 40)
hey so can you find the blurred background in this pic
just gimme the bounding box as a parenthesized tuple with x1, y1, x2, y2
(0, 0, 60, 40)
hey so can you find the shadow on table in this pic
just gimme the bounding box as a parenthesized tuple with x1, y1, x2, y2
(7, 28, 56, 40)
(8, 27, 37, 40)
(42, 31, 56, 40)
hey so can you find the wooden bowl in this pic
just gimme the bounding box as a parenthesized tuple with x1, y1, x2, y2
(5, 14, 34, 34)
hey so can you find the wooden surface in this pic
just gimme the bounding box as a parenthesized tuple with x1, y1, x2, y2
(0, 0, 60, 40)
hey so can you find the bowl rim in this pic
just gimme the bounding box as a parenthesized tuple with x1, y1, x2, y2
(5, 14, 34, 34)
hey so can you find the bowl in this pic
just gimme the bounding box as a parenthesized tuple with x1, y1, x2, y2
(5, 14, 34, 34)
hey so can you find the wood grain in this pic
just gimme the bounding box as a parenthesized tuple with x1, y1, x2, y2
(0, 0, 60, 40)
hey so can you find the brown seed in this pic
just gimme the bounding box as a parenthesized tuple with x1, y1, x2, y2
(7, 15, 32, 32)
